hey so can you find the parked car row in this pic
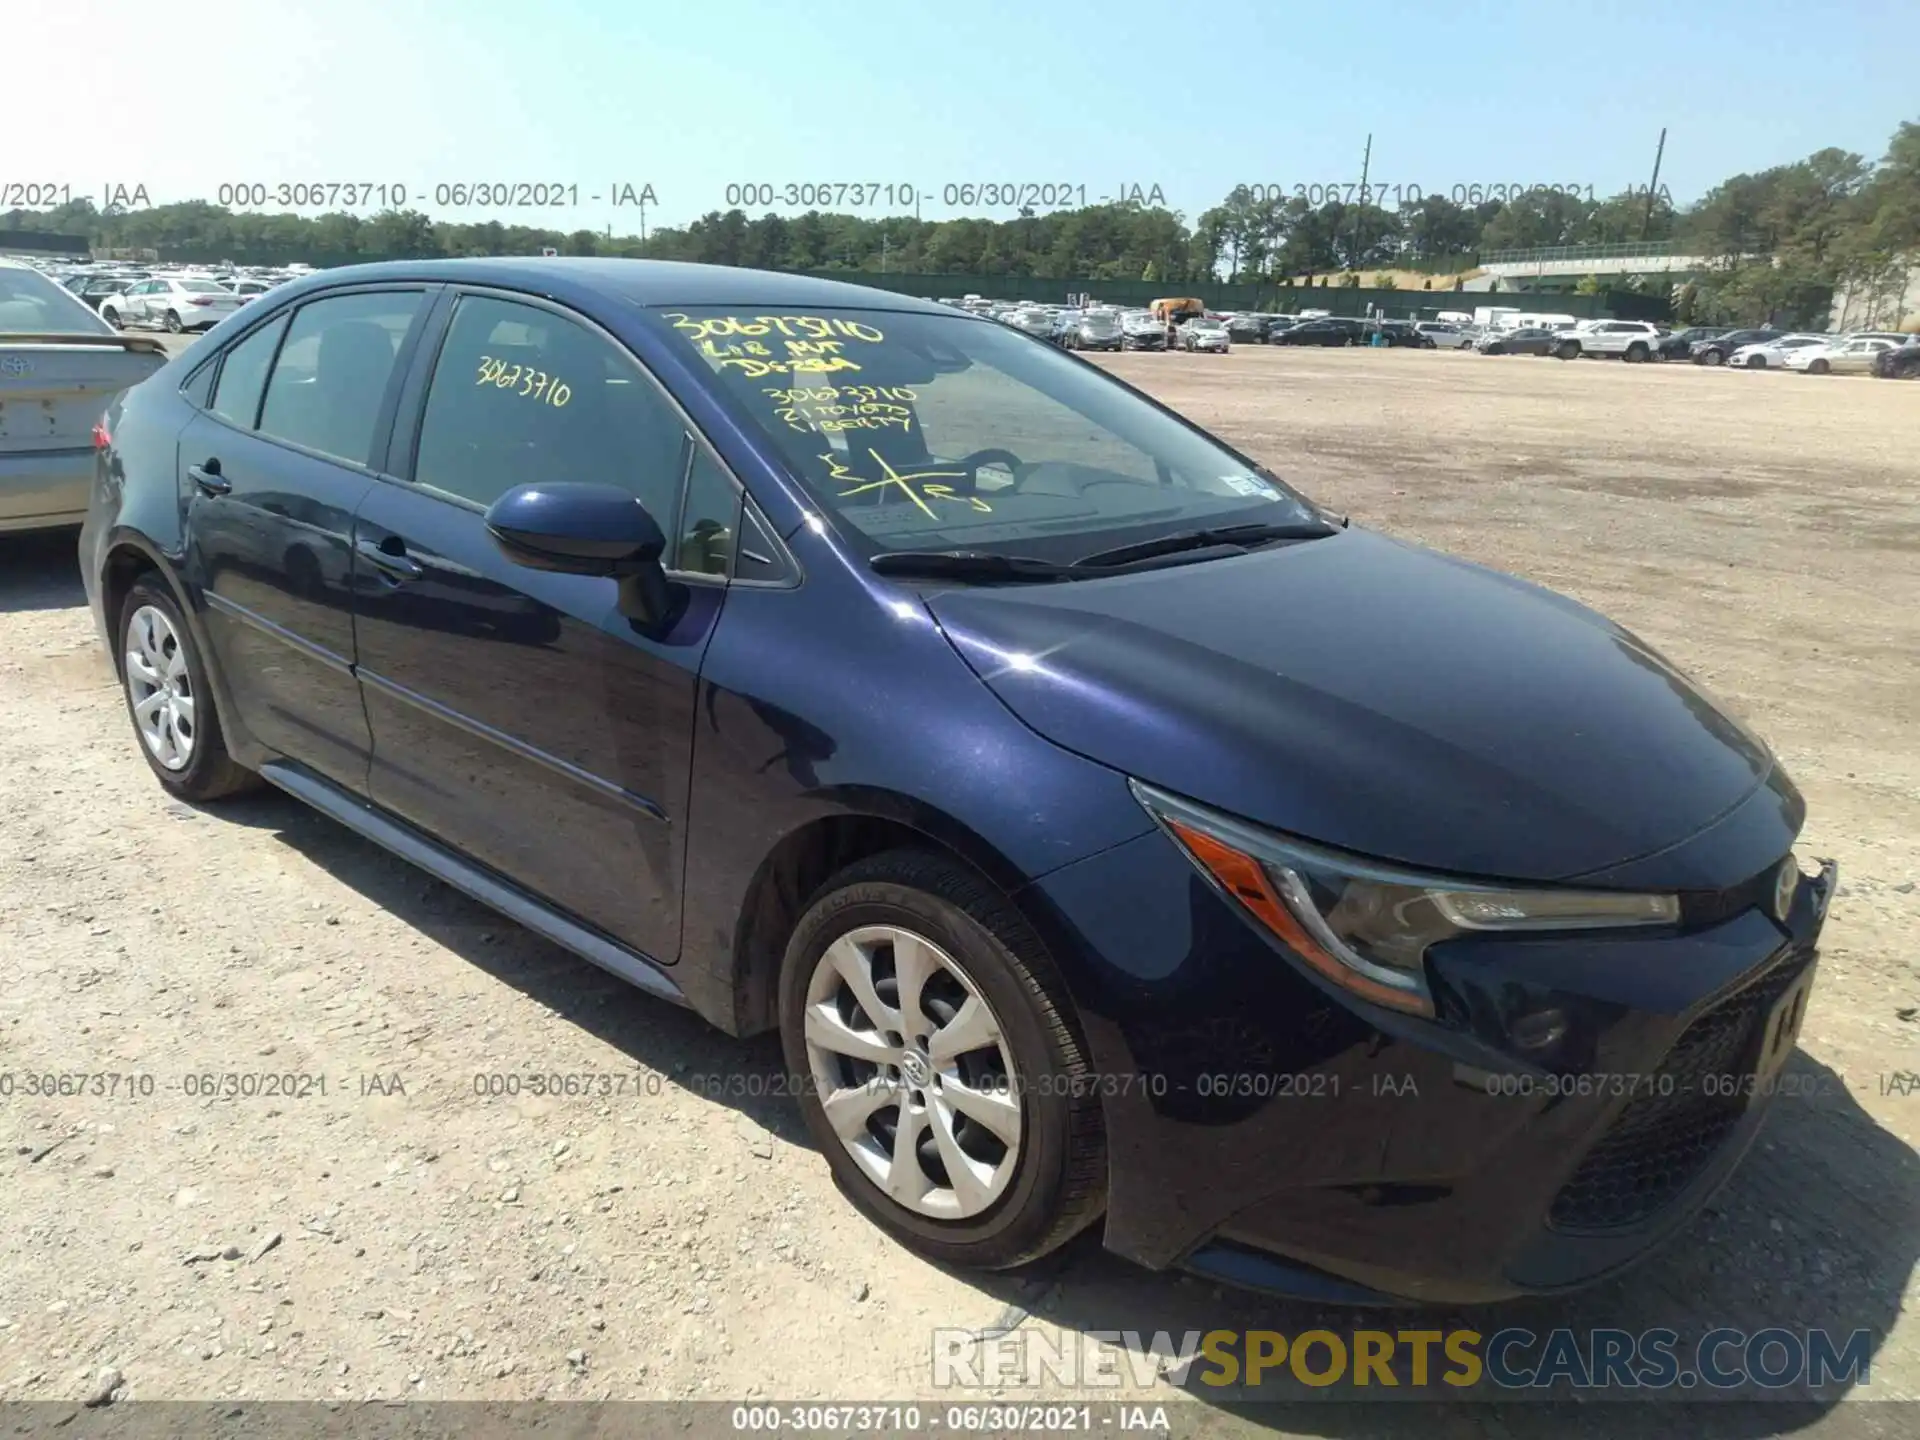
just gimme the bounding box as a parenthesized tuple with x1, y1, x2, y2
(1467, 317, 1920, 376)
(12, 257, 300, 333)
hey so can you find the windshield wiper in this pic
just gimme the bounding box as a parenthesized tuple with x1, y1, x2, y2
(1070, 519, 1339, 571)
(868, 550, 1074, 582)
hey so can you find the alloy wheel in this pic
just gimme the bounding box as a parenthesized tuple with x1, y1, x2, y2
(125, 604, 196, 771)
(802, 924, 1023, 1220)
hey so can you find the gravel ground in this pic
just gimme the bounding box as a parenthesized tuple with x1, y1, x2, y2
(1, 337, 1916, 1435)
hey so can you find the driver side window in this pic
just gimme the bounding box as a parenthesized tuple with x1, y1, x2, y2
(412, 295, 690, 517)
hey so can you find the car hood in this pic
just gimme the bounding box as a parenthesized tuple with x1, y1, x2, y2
(925, 527, 1775, 883)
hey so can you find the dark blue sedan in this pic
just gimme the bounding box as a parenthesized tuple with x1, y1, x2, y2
(80, 259, 1835, 1303)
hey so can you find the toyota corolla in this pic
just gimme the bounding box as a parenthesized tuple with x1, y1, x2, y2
(81, 259, 1834, 1303)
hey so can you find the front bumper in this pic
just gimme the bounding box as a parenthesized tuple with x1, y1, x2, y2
(0, 447, 93, 534)
(1022, 814, 1835, 1305)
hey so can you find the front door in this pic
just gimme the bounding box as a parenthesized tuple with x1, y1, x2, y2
(351, 291, 723, 962)
(183, 287, 432, 789)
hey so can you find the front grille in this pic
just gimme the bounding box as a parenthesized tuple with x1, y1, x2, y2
(1548, 952, 1807, 1233)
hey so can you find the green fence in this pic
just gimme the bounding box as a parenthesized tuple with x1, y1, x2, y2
(125, 251, 1671, 321)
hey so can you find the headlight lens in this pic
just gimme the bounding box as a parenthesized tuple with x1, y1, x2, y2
(1132, 781, 1679, 1018)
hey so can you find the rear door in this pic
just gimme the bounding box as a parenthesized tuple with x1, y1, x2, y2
(351, 289, 736, 961)
(180, 286, 434, 789)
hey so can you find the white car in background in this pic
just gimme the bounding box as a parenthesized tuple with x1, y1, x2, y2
(1726, 333, 1828, 369)
(1178, 318, 1231, 352)
(1413, 321, 1473, 349)
(100, 276, 245, 333)
(1784, 336, 1899, 375)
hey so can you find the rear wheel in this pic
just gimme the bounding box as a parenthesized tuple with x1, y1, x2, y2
(163, 310, 183, 333)
(780, 849, 1106, 1271)
(1625, 342, 1649, 363)
(118, 578, 259, 801)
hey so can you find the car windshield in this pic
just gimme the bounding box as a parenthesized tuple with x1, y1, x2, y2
(651, 305, 1320, 562)
(0, 266, 113, 335)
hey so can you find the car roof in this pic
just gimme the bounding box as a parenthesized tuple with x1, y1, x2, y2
(258, 257, 960, 316)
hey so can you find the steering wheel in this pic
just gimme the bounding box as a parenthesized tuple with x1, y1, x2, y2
(953, 447, 1030, 495)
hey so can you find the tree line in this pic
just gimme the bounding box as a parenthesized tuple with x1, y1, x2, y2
(7, 120, 1915, 327)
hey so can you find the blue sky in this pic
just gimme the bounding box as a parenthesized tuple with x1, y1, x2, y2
(20, 0, 1920, 232)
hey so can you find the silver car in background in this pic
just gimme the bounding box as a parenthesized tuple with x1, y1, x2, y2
(100, 276, 245, 333)
(1072, 311, 1124, 351)
(1178, 318, 1232, 352)
(0, 261, 169, 534)
(1414, 321, 1474, 349)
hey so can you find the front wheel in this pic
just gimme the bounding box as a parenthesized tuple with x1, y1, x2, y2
(1747, 355, 1767, 369)
(102, 306, 122, 329)
(118, 578, 260, 801)
(1556, 341, 1580, 360)
(1701, 349, 1726, 366)
(1808, 358, 1831, 375)
(780, 849, 1106, 1271)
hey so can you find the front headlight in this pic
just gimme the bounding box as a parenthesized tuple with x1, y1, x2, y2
(1132, 781, 1679, 1018)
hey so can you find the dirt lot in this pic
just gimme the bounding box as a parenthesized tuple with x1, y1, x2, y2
(2, 341, 1917, 1433)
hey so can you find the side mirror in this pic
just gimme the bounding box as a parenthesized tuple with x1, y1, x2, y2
(484, 482, 675, 624)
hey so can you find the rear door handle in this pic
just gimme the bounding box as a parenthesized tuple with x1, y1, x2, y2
(187, 462, 230, 496)
(356, 536, 425, 581)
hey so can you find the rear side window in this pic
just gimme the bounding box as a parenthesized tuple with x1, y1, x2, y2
(258, 291, 424, 466)
(209, 314, 288, 428)
(411, 294, 690, 515)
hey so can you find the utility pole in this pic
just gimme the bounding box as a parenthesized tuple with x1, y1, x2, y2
(1349, 134, 1372, 272)
(1640, 127, 1667, 242)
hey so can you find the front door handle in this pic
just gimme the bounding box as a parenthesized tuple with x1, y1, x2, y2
(187, 461, 230, 496)
(356, 536, 425, 581)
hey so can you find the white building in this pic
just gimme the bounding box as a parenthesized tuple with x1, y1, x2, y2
(1829, 253, 1920, 333)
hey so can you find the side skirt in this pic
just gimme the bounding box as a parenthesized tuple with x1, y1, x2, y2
(258, 759, 689, 1009)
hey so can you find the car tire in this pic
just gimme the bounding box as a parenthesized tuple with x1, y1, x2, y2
(101, 306, 122, 329)
(1808, 358, 1831, 375)
(163, 310, 184, 333)
(1556, 341, 1580, 360)
(1747, 355, 1766, 369)
(1625, 342, 1648, 363)
(1702, 349, 1725, 366)
(779, 848, 1107, 1272)
(117, 578, 260, 802)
